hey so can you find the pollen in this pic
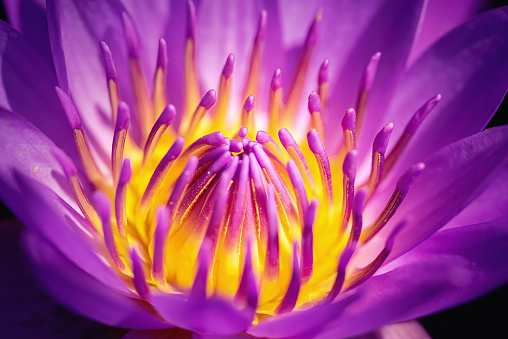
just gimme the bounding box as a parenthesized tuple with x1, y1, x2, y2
(54, 2, 438, 322)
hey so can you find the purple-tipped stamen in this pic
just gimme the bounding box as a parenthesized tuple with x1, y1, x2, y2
(143, 105, 177, 164)
(341, 150, 357, 233)
(308, 129, 333, 204)
(130, 246, 150, 300)
(277, 242, 301, 314)
(115, 158, 132, 239)
(112, 102, 130, 183)
(287, 160, 310, 227)
(301, 200, 317, 284)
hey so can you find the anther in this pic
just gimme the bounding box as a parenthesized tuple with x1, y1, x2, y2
(93, 191, 126, 272)
(140, 138, 185, 211)
(318, 59, 329, 116)
(301, 200, 317, 284)
(285, 9, 322, 115)
(143, 105, 176, 165)
(242, 95, 255, 132)
(308, 129, 333, 205)
(54, 150, 100, 232)
(214, 54, 235, 131)
(269, 69, 283, 135)
(55, 87, 108, 191)
(277, 242, 301, 314)
(234, 240, 259, 312)
(130, 245, 150, 300)
(308, 92, 325, 140)
(364, 123, 393, 195)
(230, 139, 243, 153)
(384, 95, 441, 178)
(153, 38, 168, 116)
(112, 102, 130, 184)
(361, 163, 425, 242)
(99, 41, 120, 123)
(356, 52, 381, 136)
(151, 206, 170, 286)
(264, 184, 280, 281)
(279, 128, 315, 188)
(243, 10, 267, 103)
(186, 90, 217, 138)
(340, 150, 357, 233)
(115, 159, 132, 239)
(287, 160, 310, 227)
(180, 131, 227, 159)
(340, 108, 356, 155)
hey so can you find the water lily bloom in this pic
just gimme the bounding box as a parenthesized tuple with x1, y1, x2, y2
(1, 0, 508, 338)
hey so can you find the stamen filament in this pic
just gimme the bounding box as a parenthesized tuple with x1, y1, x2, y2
(186, 90, 217, 138)
(115, 159, 132, 239)
(308, 129, 333, 205)
(277, 241, 301, 314)
(183, 0, 200, 128)
(285, 9, 322, 115)
(243, 10, 267, 103)
(122, 12, 154, 139)
(383, 95, 441, 178)
(364, 123, 393, 195)
(143, 105, 176, 165)
(308, 92, 325, 140)
(242, 95, 255, 132)
(112, 102, 130, 184)
(301, 200, 317, 284)
(130, 246, 150, 300)
(340, 150, 357, 233)
(55, 87, 109, 191)
(140, 138, 185, 211)
(361, 163, 425, 242)
(214, 54, 235, 131)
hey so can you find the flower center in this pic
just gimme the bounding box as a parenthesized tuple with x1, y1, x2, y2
(54, 3, 440, 321)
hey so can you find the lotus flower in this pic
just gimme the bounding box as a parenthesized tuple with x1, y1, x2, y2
(1, 0, 508, 338)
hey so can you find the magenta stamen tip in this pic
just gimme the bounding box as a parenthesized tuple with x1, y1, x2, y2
(55, 87, 81, 130)
(53, 149, 77, 179)
(397, 162, 425, 195)
(318, 58, 329, 85)
(122, 12, 140, 59)
(116, 102, 131, 130)
(278, 128, 293, 149)
(159, 105, 177, 126)
(361, 52, 382, 91)
(222, 53, 235, 79)
(157, 38, 168, 69)
(308, 91, 322, 113)
(230, 139, 243, 153)
(271, 69, 282, 91)
(307, 129, 324, 154)
(341, 108, 356, 131)
(244, 95, 255, 112)
(92, 190, 111, 221)
(99, 41, 117, 81)
(200, 89, 217, 109)
(186, 0, 196, 40)
(305, 9, 322, 46)
(373, 123, 393, 154)
(256, 130, 272, 144)
(343, 150, 357, 179)
(407, 95, 442, 134)
(238, 126, 248, 138)
(256, 10, 267, 42)
(119, 158, 132, 186)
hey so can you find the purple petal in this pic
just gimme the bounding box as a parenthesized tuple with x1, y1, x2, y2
(150, 292, 255, 336)
(353, 320, 430, 339)
(247, 293, 358, 338)
(122, 328, 193, 338)
(362, 125, 508, 264)
(47, 0, 136, 147)
(3, 0, 54, 66)
(310, 261, 461, 339)
(384, 6, 508, 180)
(0, 218, 128, 338)
(408, 0, 486, 65)
(0, 111, 133, 295)
(23, 231, 169, 330)
(444, 163, 508, 230)
(380, 216, 508, 324)
(0, 21, 79, 163)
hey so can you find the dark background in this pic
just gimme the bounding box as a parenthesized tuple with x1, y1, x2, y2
(0, 1, 507, 338)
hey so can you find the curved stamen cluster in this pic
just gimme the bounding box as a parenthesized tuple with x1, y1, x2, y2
(53, 1, 439, 323)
